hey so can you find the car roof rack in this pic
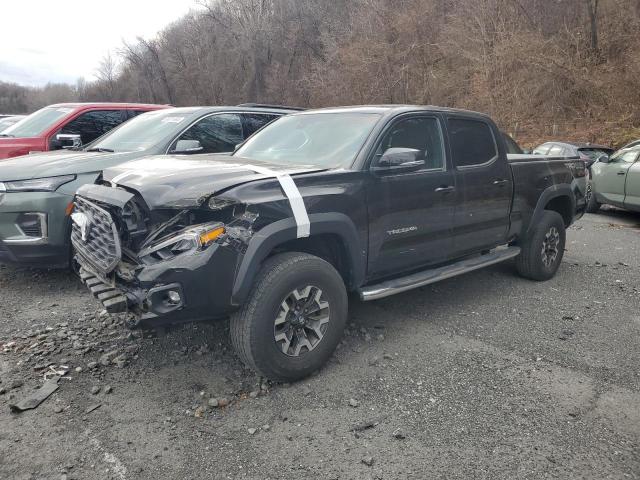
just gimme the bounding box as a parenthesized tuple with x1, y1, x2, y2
(236, 103, 306, 111)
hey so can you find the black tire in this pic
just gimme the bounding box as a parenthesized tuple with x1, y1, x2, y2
(515, 211, 566, 281)
(230, 252, 348, 382)
(585, 181, 601, 213)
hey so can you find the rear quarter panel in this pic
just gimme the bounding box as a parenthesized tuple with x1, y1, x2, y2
(508, 156, 586, 238)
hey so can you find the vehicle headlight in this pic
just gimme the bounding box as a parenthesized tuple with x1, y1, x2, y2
(0, 175, 76, 192)
(138, 223, 226, 260)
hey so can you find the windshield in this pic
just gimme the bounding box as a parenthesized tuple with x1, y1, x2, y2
(578, 148, 611, 160)
(235, 112, 381, 168)
(0, 117, 21, 133)
(89, 110, 188, 152)
(1, 107, 73, 137)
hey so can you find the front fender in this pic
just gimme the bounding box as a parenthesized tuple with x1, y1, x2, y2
(231, 212, 366, 305)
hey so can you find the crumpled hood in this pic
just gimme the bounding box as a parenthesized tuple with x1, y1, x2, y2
(0, 149, 142, 181)
(102, 154, 324, 209)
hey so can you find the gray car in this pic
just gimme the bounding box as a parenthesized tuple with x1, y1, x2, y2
(533, 141, 614, 169)
(0, 105, 297, 267)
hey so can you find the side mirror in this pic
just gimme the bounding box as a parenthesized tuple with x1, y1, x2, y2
(56, 133, 82, 149)
(373, 148, 423, 173)
(522, 148, 532, 154)
(597, 154, 610, 163)
(172, 139, 204, 154)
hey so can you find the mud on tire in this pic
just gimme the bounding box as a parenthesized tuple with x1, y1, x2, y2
(230, 252, 348, 382)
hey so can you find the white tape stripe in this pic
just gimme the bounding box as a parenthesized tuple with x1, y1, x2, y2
(245, 164, 310, 238)
(277, 174, 311, 238)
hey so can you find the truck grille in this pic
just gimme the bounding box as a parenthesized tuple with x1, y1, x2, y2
(71, 196, 121, 273)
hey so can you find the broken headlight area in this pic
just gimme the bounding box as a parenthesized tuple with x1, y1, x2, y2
(138, 222, 226, 263)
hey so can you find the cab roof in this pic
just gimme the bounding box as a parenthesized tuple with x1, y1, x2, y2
(294, 104, 493, 120)
(47, 102, 170, 109)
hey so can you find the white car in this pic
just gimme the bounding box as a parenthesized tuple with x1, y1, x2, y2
(587, 145, 640, 213)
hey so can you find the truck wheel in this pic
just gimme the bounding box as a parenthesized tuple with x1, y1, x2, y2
(230, 252, 348, 382)
(585, 182, 601, 213)
(515, 211, 566, 281)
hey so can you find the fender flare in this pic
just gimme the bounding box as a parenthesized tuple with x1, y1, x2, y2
(526, 184, 575, 237)
(231, 212, 366, 305)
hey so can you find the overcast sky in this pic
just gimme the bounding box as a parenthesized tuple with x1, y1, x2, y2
(0, 0, 200, 87)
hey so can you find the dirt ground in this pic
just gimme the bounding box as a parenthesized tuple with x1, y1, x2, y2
(1, 209, 639, 480)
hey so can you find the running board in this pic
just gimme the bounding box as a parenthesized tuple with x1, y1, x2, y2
(359, 246, 521, 301)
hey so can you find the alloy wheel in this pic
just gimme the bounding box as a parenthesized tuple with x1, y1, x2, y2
(274, 285, 330, 357)
(541, 227, 560, 268)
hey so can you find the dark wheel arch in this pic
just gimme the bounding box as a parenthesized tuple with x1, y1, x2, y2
(526, 185, 576, 237)
(231, 213, 366, 305)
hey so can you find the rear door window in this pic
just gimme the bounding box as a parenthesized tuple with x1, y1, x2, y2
(533, 144, 551, 155)
(241, 113, 280, 139)
(547, 145, 564, 156)
(173, 113, 243, 153)
(448, 118, 497, 167)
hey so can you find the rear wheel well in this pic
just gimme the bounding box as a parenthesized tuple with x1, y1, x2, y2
(545, 196, 573, 227)
(267, 234, 353, 289)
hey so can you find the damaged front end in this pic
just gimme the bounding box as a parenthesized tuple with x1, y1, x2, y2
(71, 183, 257, 326)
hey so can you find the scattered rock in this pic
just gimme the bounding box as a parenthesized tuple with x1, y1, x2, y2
(217, 398, 230, 408)
(54, 406, 63, 414)
(262, 424, 271, 431)
(74, 367, 83, 373)
(90, 386, 101, 395)
(99, 350, 119, 367)
(249, 390, 259, 399)
(349, 398, 360, 408)
(392, 428, 406, 439)
(208, 398, 219, 408)
(9, 379, 24, 390)
(104, 385, 112, 394)
(85, 404, 101, 414)
(368, 357, 380, 366)
(194, 406, 207, 418)
(301, 385, 312, 396)
(248, 428, 257, 435)
(559, 328, 575, 341)
(362, 456, 374, 467)
(112, 354, 128, 368)
(383, 353, 393, 360)
(87, 362, 98, 370)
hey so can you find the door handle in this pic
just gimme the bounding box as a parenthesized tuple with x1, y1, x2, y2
(617, 171, 626, 176)
(493, 179, 509, 185)
(435, 186, 455, 193)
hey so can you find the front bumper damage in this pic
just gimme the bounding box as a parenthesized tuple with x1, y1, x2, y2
(72, 186, 248, 327)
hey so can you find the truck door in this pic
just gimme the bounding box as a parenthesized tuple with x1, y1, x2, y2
(592, 148, 639, 207)
(366, 115, 455, 278)
(447, 116, 512, 257)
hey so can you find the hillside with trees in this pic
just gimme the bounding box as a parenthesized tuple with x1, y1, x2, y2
(2, 0, 640, 146)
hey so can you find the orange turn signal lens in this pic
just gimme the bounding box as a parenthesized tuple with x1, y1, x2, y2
(65, 202, 75, 216)
(199, 227, 225, 246)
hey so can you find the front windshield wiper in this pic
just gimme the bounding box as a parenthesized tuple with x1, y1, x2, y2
(0, 134, 15, 138)
(86, 147, 115, 153)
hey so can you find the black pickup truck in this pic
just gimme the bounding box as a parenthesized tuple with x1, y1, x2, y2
(71, 106, 587, 381)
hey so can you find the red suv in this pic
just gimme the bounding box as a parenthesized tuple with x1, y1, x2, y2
(0, 103, 170, 160)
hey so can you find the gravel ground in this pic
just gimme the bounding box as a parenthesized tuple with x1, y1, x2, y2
(0, 209, 639, 480)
